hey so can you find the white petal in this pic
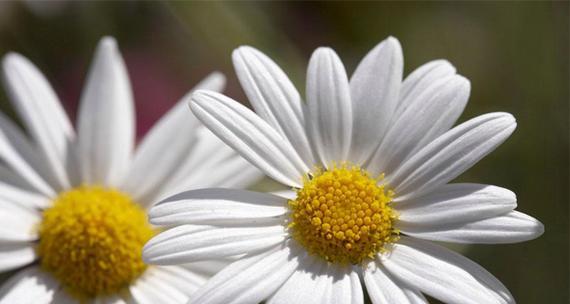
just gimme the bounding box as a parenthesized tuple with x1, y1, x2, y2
(363, 262, 426, 304)
(267, 254, 327, 304)
(0, 112, 64, 193)
(143, 224, 287, 265)
(306, 47, 352, 167)
(349, 37, 403, 164)
(165, 155, 262, 194)
(1, 53, 72, 191)
(313, 266, 335, 304)
(395, 60, 457, 118)
(143, 127, 245, 204)
(349, 269, 364, 304)
(149, 188, 287, 226)
(77, 37, 134, 186)
(233, 46, 314, 166)
(0, 266, 59, 304)
(367, 75, 470, 175)
(0, 199, 40, 242)
(383, 237, 514, 304)
(147, 266, 208, 296)
(0, 117, 56, 196)
(191, 90, 308, 187)
(123, 72, 225, 205)
(396, 183, 517, 225)
(329, 266, 363, 304)
(129, 269, 188, 304)
(182, 259, 234, 278)
(188, 245, 300, 304)
(0, 164, 51, 209)
(271, 189, 296, 200)
(0, 243, 37, 272)
(388, 113, 517, 201)
(401, 210, 544, 244)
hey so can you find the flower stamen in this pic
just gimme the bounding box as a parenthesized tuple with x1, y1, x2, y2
(288, 164, 398, 264)
(37, 186, 154, 299)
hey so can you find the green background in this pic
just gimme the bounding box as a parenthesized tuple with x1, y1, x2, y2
(0, 1, 568, 303)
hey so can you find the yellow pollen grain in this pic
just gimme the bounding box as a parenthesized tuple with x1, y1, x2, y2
(288, 164, 398, 265)
(37, 186, 155, 300)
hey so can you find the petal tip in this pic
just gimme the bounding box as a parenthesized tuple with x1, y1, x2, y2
(98, 36, 118, 50)
(312, 46, 335, 58)
(532, 220, 545, 238)
(385, 36, 402, 47)
(2, 52, 23, 66)
(2, 52, 31, 74)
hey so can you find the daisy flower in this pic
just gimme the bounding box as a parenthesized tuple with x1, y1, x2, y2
(143, 37, 544, 303)
(0, 37, 260, 303)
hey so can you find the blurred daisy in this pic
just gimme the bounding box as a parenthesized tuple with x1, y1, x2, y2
(143, 37, 544, 304)
(0, 37, 260, 303)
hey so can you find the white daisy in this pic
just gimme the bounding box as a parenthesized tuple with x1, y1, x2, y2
(143, 37, 544, 304)
(0, 37, 261, 303)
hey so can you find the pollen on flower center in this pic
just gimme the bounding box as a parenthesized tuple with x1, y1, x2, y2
(288, 164, 398, 265)
(37, 186, 155, 299)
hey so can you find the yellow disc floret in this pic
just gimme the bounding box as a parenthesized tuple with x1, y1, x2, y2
(288, 164, 398, 265)
(37, 186, 154, 299)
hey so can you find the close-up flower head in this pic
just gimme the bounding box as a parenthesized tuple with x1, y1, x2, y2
(0, 36, 260, 303)
(0, 2, 567, 304)
(143, 36, 545, 304)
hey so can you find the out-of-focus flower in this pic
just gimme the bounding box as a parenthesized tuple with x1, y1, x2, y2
(143, 37, 544, 304)
(0, 36, 261, 303)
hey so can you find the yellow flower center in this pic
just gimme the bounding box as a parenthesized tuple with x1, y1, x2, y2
(37, 186, 154, 299)
(288, 165, 398, 265)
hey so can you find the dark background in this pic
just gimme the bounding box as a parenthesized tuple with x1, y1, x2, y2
(0, 1, 568, 303)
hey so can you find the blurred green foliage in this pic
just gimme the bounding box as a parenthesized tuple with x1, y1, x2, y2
(0, 1, 567, 303)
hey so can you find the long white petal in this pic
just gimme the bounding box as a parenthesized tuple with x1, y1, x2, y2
(0, 267, 59, 304)
(123, 72, 225, 205)
(306, 47, 352, 167)
(363, 262, 427, 304)
(77, 37, 134, 186)
(0, 199, 40, 242)
(0, 164, 51, 209)
(143, 224, 287, 265)
(0, 112, 63, 193)
(383, 237, 514, 304)
(191, 90, 308, 187)
(182, 259, 234, 278)
(149, 188, 287, 226)
(349, 37, 403, 164)
(1, 53, 72, 191)
(395, 60, 457, 118)
(388, 112, 516, 201)
(329, 266, 363, 304)
(147, 266, 208, 296)
(188, 245, 300, 304)
(267, 254, 327, 304)
(142, 127, 242, 204)
(0, 243, 37, 272)
(396, 183, 517, 225)
(367, 75, 470, 175)
(162, 154, 263, 198)
(401, 210, 544, 244)
(271, 189, 296, 200)
(129, 269, 188, 304)
(233, 46, 313, 167)
(0, 131, 54, 196)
